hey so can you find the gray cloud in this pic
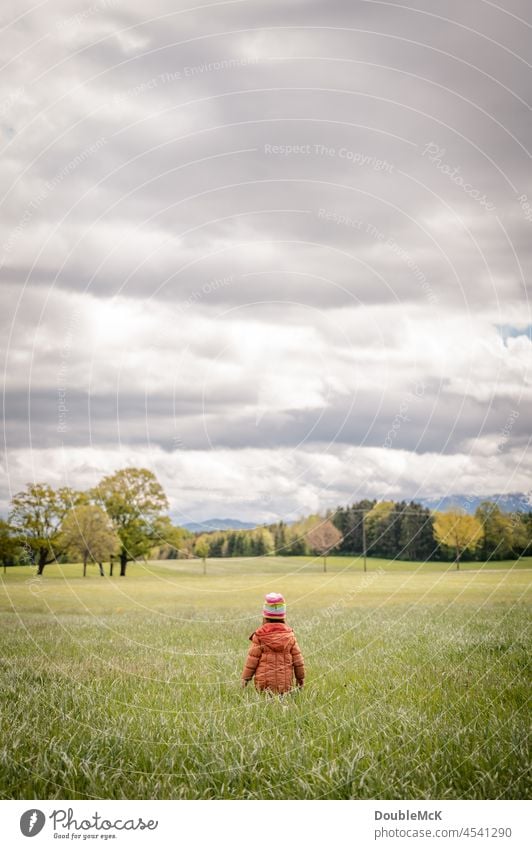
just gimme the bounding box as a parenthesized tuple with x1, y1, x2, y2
(1, 0, 531, 517)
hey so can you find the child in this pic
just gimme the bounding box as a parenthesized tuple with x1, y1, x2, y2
(241, 592, 305, 694)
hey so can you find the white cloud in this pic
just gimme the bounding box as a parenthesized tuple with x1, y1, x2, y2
(2, 440, 530, 522)
(2, 0, 531, 517)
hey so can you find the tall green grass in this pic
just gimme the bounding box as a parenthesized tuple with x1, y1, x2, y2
(1, 560, 530, 799)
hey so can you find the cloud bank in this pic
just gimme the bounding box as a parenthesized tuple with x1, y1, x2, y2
(1, 0, 531, 520)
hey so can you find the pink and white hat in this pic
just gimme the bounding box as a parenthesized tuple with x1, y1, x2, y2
(263, 592, 286, 619)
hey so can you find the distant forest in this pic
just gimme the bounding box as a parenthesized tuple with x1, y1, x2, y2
(190, 499, 532, 563)
(3, 470, 531, 575)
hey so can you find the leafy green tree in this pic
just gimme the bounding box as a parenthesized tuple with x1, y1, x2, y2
(150, 516, 189, 559)
(93, 468, 169, 576)
(9, 483, 82, 574)
(475, 501, 525, 560)
(194, 536, 210, 574)
(286, 514, 321, 556)
(433, 509, 483, 569)
(504, 511, 530, 558)
(0, 519, 21, 573)
(306, 519, 343, 572)
(263, 528, 276, 555)
(517, 512, 532, 556)
(60, 504, 120, 576)
(285, 521, 309, 555)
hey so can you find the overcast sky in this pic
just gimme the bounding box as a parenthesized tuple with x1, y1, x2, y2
(1, 0, 531, 523)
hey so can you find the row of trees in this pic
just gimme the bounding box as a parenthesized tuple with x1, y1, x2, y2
(0, 468, 188, 576)
(332, 500, 434, 560)
(190, 500, 532, 569)
(1, 468, 530, 575)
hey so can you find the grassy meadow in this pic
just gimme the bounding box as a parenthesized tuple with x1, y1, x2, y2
(1, 555, 531, 799)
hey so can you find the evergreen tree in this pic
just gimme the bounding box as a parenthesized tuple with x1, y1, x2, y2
(398, 501, 435, 561)
(365, 502, 398, 557)
(332, 500, 375, 553)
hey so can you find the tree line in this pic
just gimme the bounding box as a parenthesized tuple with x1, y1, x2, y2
(0, 468, 530, 575)
(192, 499, 532, 568)
(0, 468, 189, 576)
(333, 499, 532, 564)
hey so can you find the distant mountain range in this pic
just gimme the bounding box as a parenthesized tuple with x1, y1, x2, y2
(419, 492, 531, 515)
(181, 493, 531, 532)
(182, 518, 258, 533)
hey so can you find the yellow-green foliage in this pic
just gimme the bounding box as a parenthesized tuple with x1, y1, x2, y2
(434, 510, 483, 562)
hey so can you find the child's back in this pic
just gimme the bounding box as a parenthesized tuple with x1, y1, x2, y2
(242, 594, 305, 694)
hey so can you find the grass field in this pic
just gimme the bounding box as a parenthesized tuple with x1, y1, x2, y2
(1, 556, 531, 799)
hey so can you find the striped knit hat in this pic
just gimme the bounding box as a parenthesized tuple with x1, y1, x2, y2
(263, 592, 286, 619)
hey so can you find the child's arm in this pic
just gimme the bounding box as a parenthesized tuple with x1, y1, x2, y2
(241, 635, 262, 686)
(291, 639, 305, 687)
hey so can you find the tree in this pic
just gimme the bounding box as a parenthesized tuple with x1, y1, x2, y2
(0, 520, 21, 573)
(150, 516, 189, 559)
(93, 468, 169, 576)
(364, 501, 400, 558)
(285, 521, 310, 555)
(194, 537, 210, 575)
(252, 528, 275, 556)
(207, 531, 225, 557)
(433, 509, 483, 569)
(306, 519, 343, 572)
(475, 501, 526, 560)
(60, 504, 120, 576)
(272, 520, 288, 555)
(332, 500, 375, 554)
(517, 512, 532, 556)
(9, 483, 82, 574)
(398, 502, 435, 561)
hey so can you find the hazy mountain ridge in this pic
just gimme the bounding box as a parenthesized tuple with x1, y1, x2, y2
(419, 492, 531, 515)
(181, 493, 531, 532)
(181, 518, 259, 533)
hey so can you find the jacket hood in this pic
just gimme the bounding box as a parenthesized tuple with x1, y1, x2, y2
(252, 622, 294, 652)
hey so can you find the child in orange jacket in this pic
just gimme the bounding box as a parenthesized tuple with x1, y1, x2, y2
(241, 592, 305, 693)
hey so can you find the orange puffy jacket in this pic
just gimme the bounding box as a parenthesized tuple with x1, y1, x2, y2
(242, 622, 305, 693)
